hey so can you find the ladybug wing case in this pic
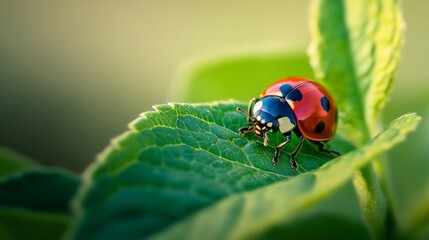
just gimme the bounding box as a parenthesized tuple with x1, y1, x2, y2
(286, 82, 337, 141)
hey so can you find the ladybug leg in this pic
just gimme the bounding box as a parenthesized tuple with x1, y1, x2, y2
(312, 141, 340, 156)
(272, 133, 292, 166)
(290, 135, 305, 171)
(238, 125, 254, 135)
(263, 133, 269, 146)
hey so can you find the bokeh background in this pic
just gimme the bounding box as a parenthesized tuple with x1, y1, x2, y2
(0, 1, 428, 172)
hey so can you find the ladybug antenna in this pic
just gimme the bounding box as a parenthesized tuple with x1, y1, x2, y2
(236, 107, 248, 115)
(237, 98, 260, 123)
(236, 107, 255, 122)
(236, 107, 256, 123)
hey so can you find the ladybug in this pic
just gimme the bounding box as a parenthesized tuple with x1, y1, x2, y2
(237, 77, 339, 171)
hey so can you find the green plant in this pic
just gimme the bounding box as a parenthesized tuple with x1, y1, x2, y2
(0, 0, 427, 239)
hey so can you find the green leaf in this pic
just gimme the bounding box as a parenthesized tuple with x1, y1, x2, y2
(308, 0, 404, 145)
(151, 113, 420, 240)
(70, 102, 419, 239)
(172, 51, 313, 102)
(153, 182, 373, 240)
(0, 169, 80, 239)
(71, 102, 337, 239)
(308, 0, 405, 237)
(0, 146, 38, 179)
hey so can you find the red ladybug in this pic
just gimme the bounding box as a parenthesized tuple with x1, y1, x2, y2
(237, 77, 339, 171)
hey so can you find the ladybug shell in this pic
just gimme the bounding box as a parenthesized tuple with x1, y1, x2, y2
(260, 77, 337, 141)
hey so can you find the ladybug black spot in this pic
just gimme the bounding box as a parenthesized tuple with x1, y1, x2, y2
(286, 89, 303, 101)
(280, 84, 293, 95)
(315, 121, 325, 133)
(320, 96, 330, 112)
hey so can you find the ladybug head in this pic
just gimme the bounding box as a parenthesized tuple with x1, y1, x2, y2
(237, 104, 279, 146)
(251, 111, 279, 139)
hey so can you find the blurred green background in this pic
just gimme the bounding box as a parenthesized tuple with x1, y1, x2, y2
(0, 1, 427, 172)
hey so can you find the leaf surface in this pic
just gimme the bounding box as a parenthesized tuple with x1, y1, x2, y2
(151, 113, 420, 240)
(71, 102, 337, 239)
(71, 102, 419, 240)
